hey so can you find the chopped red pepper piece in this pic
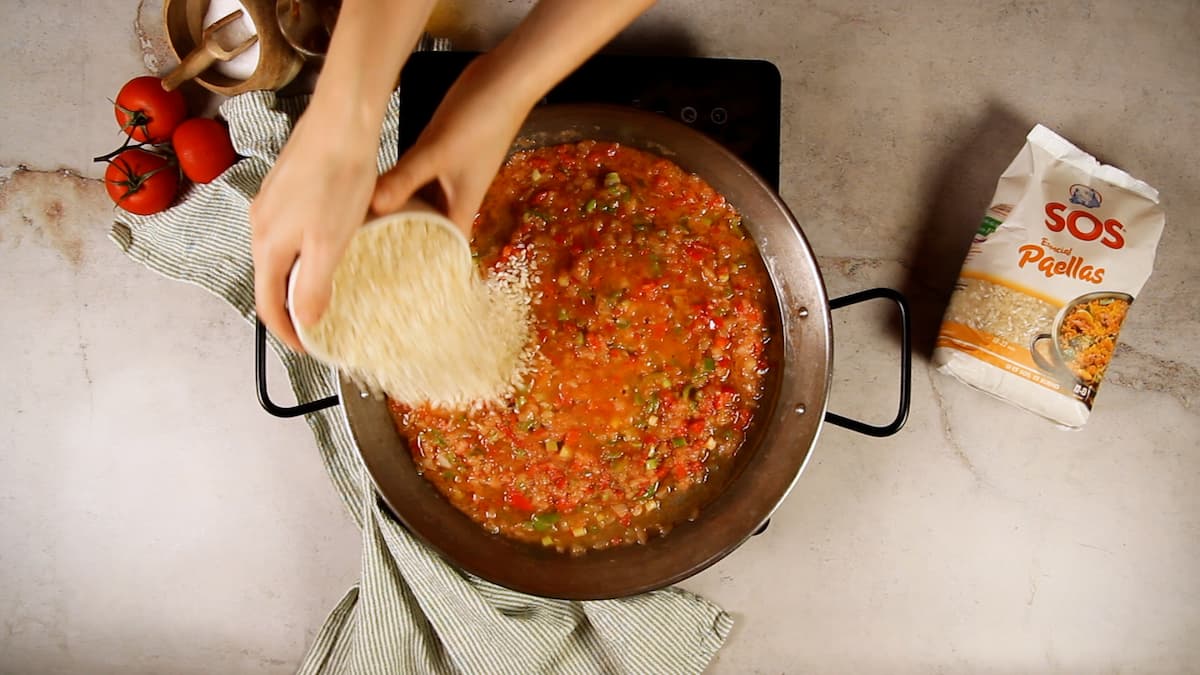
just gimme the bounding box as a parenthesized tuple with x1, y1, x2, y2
(504, 488, 535, 512)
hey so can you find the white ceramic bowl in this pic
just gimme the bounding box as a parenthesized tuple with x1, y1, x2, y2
(285, 201, 471, 360)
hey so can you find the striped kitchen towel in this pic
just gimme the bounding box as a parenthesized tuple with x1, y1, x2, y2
(109, 88, 733, 675)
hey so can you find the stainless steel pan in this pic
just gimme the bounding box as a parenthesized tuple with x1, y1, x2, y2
(256, 104, 911, 599)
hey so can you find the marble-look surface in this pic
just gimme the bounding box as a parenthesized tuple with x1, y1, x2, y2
(2, 1, 1197, 673)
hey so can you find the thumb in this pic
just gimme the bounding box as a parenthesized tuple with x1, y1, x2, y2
(372, 150, 434, 215)
(291, 244, 340, 330)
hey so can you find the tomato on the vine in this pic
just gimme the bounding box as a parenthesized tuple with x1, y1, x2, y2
(172, 117, 238, 183)
(114, 76, 187, 143)
(104, 149, 179, 215)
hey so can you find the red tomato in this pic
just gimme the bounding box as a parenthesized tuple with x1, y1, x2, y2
(113, 76, 187, 143)
(172, 117, 238, 183)
(104, 149, 179, 215)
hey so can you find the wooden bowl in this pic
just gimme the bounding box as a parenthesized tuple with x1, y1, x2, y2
(163, 0, 304, 95)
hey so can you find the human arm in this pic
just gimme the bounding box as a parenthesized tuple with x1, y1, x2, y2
(371, 0, 658, 228)
(253, 0, 657, 352)
(250, 0, 438, 351)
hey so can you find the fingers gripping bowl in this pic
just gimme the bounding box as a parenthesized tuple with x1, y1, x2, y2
(255, 105, 912, 599)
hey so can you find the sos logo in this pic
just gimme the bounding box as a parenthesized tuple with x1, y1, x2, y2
(1044, 185, 1125, 249)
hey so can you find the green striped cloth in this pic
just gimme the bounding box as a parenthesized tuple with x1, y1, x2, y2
(109, 89, 732, 675)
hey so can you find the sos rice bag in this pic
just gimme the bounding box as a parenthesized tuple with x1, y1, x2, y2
(933, 124, 1165, 428)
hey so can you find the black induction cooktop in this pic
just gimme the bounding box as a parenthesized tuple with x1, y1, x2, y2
(398, 51, 782, 189)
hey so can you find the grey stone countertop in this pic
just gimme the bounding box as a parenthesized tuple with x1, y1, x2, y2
(2, 1, 1196, 672)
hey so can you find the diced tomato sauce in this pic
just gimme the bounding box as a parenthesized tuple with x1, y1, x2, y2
(389, 142, 771, 554)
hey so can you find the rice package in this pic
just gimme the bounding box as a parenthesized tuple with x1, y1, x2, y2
(933, 124, 1165, 427)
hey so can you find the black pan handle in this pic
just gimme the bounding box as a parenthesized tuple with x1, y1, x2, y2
(824, 287, 911, 437)
(256, 319, 340, 418)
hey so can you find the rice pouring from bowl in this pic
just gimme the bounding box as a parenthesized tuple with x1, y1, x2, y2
(286, 205, 535, 409)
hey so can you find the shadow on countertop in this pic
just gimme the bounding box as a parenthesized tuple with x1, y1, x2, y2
(901, 102, 1032, 361)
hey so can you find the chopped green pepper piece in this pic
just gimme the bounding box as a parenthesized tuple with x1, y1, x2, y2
(604, 171, 621, 187)
(642, 481, 660, 499)
(672, 437, 687, 448)
(645, 392, 661, 414)
(531, 512, 560, 532)
(645, 457, 660, 470)
(702, 356, 716, 372)
(585, 198, 598, 213)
